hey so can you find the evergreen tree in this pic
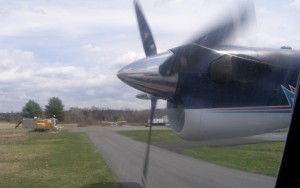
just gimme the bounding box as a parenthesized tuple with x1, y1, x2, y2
(45, 97, 65, 121)
(22, 100, 43, 118)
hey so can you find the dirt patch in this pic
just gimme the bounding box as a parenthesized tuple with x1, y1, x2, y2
(0, 162, 21, 175)
(0, 132, 27, 144)
(0, 122, 16, 129)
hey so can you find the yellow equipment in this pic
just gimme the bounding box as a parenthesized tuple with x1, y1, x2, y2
(34, 119, 53, 131)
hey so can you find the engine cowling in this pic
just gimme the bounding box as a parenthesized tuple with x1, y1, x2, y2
(167, 101, 290, 141)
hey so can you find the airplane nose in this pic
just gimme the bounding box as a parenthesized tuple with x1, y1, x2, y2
(117, 51, 178, 99)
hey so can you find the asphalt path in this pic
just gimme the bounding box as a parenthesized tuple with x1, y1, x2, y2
(63, 126, 277, 188)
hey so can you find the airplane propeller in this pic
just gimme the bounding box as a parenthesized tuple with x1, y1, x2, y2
(134, 0, 157, 57)
(130, 0, 255, 186)
(134, 0, 158, 186)
(159, 0, 255, 76)
(142, 96, 157, 186)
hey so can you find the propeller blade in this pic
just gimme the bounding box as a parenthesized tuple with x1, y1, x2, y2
(159, 0, 255, 76)
(150, 97, 157, 124)
(134, 0, 157, 57)
(191, 0, 255, 48)
(142, 96, 157, 187)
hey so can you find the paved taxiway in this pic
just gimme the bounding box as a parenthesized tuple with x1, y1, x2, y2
(63, 126, 281, 188)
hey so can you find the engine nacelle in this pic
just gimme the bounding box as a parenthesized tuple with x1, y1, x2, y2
(167, 106, 290, 141)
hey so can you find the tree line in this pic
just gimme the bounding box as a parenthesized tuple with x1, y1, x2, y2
(63, 107, 167, 126)
(0, 97, 167, 125)
(21, 97, 65, 121)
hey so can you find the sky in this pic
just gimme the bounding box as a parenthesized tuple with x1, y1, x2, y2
(0, 0, 300, 112)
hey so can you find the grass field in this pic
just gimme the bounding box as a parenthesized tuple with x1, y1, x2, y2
(118, 129, 284, 177)
(184, 142, 284, 177)
(0, 126, 118, 188)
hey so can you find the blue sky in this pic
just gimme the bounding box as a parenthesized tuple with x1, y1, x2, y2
(0, 0, 300, 112)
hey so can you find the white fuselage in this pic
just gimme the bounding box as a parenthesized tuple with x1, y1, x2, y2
(168, 106, 291, 141)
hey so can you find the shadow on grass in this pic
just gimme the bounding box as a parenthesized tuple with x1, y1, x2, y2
(81, 182, 142, 188)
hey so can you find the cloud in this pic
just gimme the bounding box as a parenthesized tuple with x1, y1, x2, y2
(286, 0, 300, 8)
(82, 44, 103, 54)
(0, 46, 151, 112)
(0, 0, 300, 112)
(114, 51, 144, 66)
(0, 49, 35, 69)
(0, 0, 135, 37)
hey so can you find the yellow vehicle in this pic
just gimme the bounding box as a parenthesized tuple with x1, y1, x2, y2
(34, 119, 52, 131)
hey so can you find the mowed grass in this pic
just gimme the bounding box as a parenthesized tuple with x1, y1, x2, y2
(117, 129, 182, 141)
(118, 129, 284, 177)
(0, 128, 118, 188)
(184, 142, 284, 177)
